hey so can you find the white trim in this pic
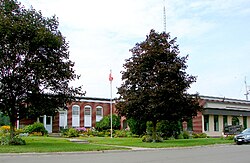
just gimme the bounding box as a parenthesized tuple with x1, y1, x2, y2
(79, 99, 115, 104)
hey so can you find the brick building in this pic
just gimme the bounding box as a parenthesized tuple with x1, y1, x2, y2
(18, 95, 250, 137)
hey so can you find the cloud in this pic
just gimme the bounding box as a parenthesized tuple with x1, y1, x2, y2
(20, 0, 250, 99)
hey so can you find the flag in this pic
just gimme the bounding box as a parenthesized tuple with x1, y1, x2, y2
(109, 71, 113, 81)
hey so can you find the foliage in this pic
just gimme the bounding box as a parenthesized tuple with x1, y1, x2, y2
(192, 133, 208, 138)
(116, 29, 202, 142)
(0, 112, 10, 126)
(127, 118, 147, 136)
(223, 135, 234, 140)
(75, 127, 87, 133)
(0, 0, 83, 141)
(142, 135, 163, 143)
(0, 125, 10, 134)
(145, 120, 182, 139)
(182, 131, 190, 139)
(63, 128, 79, 138)
(114, 130, 133, 138)
(95, 114, 120, 131)
(0, 132, 26, 145)
(156, 120, 182, 139)
(23, 122, 48, 136)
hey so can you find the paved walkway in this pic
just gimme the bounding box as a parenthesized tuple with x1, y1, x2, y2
(68, 138, 152, 151)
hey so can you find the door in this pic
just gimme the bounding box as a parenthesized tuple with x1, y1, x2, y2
(46, 116, 52, 133)
(72, 105, 80, 127)
(38, 115, 52, 133)
(84, 106, 92, 127)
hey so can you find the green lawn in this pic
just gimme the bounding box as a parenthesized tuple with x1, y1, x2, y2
(0, 136, 234, 153)
(84, 137, 234, 148)
(0, 136, 124, 153)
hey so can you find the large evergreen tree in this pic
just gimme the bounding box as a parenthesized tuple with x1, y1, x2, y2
(116, 29, 202, 141)
(0, 0, 83, 141)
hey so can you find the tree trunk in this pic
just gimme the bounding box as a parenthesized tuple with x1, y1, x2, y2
(9, 118, 16, 143)
(152, 121, 157, 143)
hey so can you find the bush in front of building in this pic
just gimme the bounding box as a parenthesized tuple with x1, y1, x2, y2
(142, 135, 163, 142)
(23, 122, 48, 136)
(177, 130, 190, 139)
(63, 128, 79, 138)
(0, 134, 26, 145)
(95, 114, 120, 131)
(127, 118, 147, 136)
(0, 125, 26, 145)
(192, 133, 208, 138)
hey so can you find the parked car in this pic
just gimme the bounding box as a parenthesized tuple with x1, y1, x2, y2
(234, 128, 250, 145)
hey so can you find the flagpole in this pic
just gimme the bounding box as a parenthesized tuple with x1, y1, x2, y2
(109, 70, 113, 138)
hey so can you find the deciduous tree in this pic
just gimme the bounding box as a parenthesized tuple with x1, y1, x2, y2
(0, 0, 83, 142)
(116, 29, 202, 141)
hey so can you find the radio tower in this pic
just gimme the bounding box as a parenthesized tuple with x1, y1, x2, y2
(245, 77, 249, 100)
(163, 0, 166, 32)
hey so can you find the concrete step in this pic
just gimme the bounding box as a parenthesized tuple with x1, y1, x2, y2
(48, 133, 62, 137)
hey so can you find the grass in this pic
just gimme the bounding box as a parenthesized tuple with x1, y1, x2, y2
(0, 136, 125, 153)
(84, 137, 234, 148)
(0, 136, 234, 153)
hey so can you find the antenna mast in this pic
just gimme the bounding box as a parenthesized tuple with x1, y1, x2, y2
(163, 0, 166, 32)
(245, 77, 249, 100)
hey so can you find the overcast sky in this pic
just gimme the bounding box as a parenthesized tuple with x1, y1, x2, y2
(20, 0, 250, 100)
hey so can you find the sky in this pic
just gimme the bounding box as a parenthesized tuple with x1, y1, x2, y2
(20, 0, 250, 100)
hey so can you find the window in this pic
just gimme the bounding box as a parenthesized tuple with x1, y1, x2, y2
(72, 106, 80, 115)
(84, 106, 92, 127)
(243, 116, 247, 129)
(214, 115, 219, 131)
(96, 106, 103, 122)
(204, 115, 209, 131)
(223, 115, 228, 128)
(46, 116, 51, 125)
(72, 105, 80, 127)
(84, 106, 91, 115)
(96, 107, 103, 116)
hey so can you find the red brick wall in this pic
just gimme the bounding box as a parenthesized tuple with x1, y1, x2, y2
(52, 113, 59, 133)
(192, 111, 203, 133)
(66, 101, 115, 128)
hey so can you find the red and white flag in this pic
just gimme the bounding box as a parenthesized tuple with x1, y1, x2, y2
(109, 71, 113, 81)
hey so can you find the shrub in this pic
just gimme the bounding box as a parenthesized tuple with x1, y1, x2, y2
(192, 133, 208, 138)
(9, 136, 26, 145)
(0, 125, 10, 134)
(142, 135, 163, 142)
(75, 127, 87, 133)
(156, 120, 182, 139)
(127, 118, 147, 136)
(146, 120, 182, 139)
(0, 134, 26, 145)
(95, 114, 120, 131)
(63, 128, 79, 138)
(223, 135, 234, 140)
(23, 122, 48, 136)
(182, 131, 190, 139)
(114, 130, 133, 138)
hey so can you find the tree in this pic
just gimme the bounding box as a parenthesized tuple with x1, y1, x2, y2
(0, 0, 83, 142)
(116, 29, 202, 141)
